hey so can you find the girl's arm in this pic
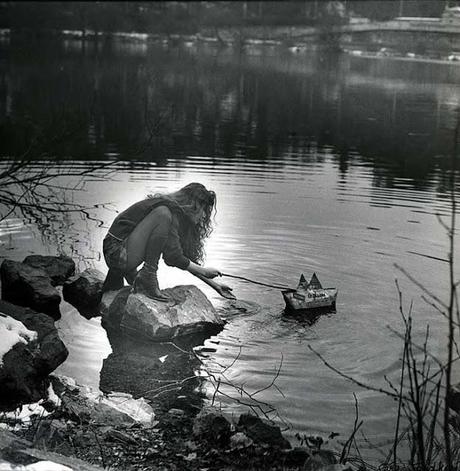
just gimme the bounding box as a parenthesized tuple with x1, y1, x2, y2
(186, 261, 221, 278)
(192, 272, 236, 300)
(187, 261, 235, 299)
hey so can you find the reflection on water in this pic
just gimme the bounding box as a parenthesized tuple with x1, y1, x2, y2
(1, 38, 459, 188)
(1, 37, 460, 461)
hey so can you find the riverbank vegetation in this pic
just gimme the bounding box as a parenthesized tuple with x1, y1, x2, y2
(309, 113, 460, 471)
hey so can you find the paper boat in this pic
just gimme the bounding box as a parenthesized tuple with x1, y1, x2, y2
(282, 273, 338, 313)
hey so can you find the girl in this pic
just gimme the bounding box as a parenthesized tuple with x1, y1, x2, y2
(102, 182, 234, 301)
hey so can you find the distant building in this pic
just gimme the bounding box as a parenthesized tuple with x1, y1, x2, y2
(394, 17, 440, 23)
(442, 6, 460, 23)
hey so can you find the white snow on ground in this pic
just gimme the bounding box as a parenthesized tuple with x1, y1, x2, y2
(46, 383, 61, 408)
(0, 460, 73, 470)
(2, 402, 50, 427)
(0, 314, 38, 365)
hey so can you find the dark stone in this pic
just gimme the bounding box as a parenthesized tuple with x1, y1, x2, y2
(100, 286, 132, 330)
(62, 268, 104, 319)
(193, 408, 232, 447)
(0, 300, 68, 411)
(23, 255, 75, 286)
(238, 413, 291, 449)
(281, 447, 310, 467)
(303, 449, 338, 470)
(0, 259, 61, 320)
(99, 334, 206, 414)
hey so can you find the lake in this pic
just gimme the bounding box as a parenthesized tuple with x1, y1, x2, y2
(1, 35, 459, 461)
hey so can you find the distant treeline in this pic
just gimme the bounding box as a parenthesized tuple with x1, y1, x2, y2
(0, 1, 449, 35)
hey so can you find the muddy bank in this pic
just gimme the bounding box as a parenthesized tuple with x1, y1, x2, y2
(1, 394, 340, 471)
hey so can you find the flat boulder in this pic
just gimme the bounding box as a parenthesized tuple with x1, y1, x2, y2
(50, 375, 156, 427)
(120, 285, 224, 341)
(0, 300, 68, 411)
(0, 259, 61, 320)
(62, 268, 105, 319)
(23, 255, 75, 286)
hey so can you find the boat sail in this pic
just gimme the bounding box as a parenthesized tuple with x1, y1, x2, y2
(282, 273, 338, 312)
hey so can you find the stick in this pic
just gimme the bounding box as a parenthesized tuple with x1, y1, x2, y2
(220, 272, 291, 290)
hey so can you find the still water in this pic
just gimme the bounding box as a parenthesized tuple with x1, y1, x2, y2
(1, 36, 460, 459)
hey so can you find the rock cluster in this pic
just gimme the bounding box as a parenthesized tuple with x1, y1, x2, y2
(0, 255, 75, 410)
(1, 255, 76, 320)
(0, 254, 346, 470)
(0, 299, 68, 410)
(189, 408, 348, 470)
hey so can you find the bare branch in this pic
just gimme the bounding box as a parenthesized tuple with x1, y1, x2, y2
(308, 345, 398, 399)
(394, 264, 448, 310)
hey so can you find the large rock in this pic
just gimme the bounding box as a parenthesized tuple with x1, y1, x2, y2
(0, 300, 68, 411)
(62, 268, 104, 319)
(238, 413, 291, 449)
(23, 255, 75, 286)
(120, 285, 224, 341)
(100, 287, 131, 331)
(50, 375, 156, 426)
(0, 259, 61, 320)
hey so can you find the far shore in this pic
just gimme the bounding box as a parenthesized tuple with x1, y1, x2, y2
(2, 25, 460, 67)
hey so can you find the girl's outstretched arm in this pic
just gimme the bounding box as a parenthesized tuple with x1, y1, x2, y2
(190, 271, 236, 299)
(187, 261, 221, 279)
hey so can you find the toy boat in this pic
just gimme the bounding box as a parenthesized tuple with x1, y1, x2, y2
(282, 273, 338, 313)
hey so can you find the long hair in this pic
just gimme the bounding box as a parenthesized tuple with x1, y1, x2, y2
(149, 183, 216, 263)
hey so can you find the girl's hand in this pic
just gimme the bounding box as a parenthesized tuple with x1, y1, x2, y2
(202, 267, 222, 279)
(213, 281, 236, 299)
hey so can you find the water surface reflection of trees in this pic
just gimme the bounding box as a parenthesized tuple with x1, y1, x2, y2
(1, 39, 459, 192)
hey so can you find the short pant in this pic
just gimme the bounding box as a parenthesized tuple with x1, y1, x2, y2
(103, 234, 128, 271)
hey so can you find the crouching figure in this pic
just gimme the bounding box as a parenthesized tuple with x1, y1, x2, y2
(102, 182, 234, 301)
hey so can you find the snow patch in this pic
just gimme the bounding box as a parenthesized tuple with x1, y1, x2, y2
(0, 460, 73, 470)
(3, 401, 50, 427)
(0, 314, 38, 365)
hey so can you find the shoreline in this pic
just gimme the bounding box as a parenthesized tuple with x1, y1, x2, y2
(2, 26, 460, 67)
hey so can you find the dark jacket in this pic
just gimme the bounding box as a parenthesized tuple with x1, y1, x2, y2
(106, 197, 190, 270)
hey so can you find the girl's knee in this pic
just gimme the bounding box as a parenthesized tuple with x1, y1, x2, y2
(153, 206, 173, 224)
(150, 206, 172, 235)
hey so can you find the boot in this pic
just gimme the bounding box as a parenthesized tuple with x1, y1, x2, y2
(132, 264, 169, 302)
(102, 268, 124, 293)
(124, 268, 138, 285)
